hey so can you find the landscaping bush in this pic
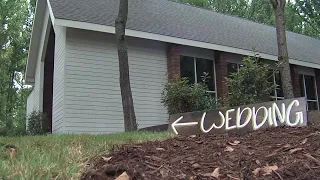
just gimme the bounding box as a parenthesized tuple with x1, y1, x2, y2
(227, 55, 275, 107)
(26, 111, 48, 135)
(161, 76, 218, 115)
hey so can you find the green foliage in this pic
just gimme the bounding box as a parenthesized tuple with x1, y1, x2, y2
(296, 0, 320, 37)
(227, 55, 275, 107)
(161, 76, 218, 115)
(177, 0, 320, 38)
(26, 111, 48, 136)
(0, 0, 35, 136)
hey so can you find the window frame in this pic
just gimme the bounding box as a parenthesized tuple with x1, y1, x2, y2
(180, 55, 217, 99)
(227, 62, 242, 75)
(300, 74, 319, 110)
(270, 69, 284, 101)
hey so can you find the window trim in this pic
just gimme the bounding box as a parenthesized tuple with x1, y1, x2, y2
(270, 69, 284, 101)
(180, 55, 217, 99)
(300, 74, 319, 110)
(227, 62, 242, 74)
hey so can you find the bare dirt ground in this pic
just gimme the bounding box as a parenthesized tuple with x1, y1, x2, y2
(82, 124, 320, 180)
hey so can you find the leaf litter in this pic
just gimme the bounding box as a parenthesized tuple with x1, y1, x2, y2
(82, 124, 320, 180)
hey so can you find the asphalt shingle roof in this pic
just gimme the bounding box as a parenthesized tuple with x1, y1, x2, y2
(49, 0, 320, 65)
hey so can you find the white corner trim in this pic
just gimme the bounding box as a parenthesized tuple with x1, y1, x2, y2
(54, 19, 320, 69)
(46, 0, 55, 25)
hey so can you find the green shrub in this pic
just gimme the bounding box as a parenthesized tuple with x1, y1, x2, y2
(227, 55, 275, 107)
(26, 111, 48, 136)
(161, 76, 218, 115)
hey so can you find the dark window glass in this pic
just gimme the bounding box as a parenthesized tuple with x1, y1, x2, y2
(227, 63, 238, 75)
(308, 101, 318, 110)
(305, 75, 317, 100)
(299, 74, 305, 97)
(196, 58, 215, 91)
(180, 56, 195, 84)
(274, 71, 284, 97)
(268, 70, 276, 97)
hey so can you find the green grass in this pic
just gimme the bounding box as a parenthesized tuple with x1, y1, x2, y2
(0, 131, 173, 180)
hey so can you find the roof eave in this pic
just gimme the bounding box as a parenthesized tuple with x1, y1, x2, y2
(54, 18, 320, 70)
(25, 0, 47, 85)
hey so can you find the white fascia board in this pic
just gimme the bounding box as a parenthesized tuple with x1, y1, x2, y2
(25, 0, 47, 84)
(46, 0, 55, 26)
(26, 0, 55, 84)
(55, 19, 320, 70)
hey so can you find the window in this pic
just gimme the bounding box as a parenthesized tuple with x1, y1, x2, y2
(270, 70, 284, 101)
(227, 62, 243, 75)
(300, 74, 319, 110)
(180, 56, 216, 97)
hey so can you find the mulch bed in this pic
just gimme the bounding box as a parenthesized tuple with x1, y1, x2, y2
(81, 125, 320, 180)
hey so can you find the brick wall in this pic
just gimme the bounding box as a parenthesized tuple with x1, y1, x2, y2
(215, 51, 228, 106)
(290, 64, 301, 97)
(167, 44, 180, 82)
(165, 45, 314, 109)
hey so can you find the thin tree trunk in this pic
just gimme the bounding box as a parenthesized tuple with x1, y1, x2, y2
(115, 0, 137, 131)
(270, 0, 294, 99)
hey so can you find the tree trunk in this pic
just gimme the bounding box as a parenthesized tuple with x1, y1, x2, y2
(270, 0, 294, 99)
(115, 0, 137, 132)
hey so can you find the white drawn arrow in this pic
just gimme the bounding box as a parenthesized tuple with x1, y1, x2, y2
(171, 116, 199, 135)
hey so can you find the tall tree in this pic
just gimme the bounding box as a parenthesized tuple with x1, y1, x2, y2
(178, 0, 320, 38)
(115, 0, 137, 131)
(270, 0, 294, 99)
(296, 0, 320, 37)
(0, 0, 34, 135)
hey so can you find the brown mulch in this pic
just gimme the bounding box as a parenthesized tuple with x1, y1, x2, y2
(81, 125, 320, 180)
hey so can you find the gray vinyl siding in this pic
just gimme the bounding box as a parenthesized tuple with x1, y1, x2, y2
(26, 89, 35, 120)
(26, 60, 41, 128)
(64, 28, 168, 134)
(30, 60, 42, 112)
(52, 26, 66, 133)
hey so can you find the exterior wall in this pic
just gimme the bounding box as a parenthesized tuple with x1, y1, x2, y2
(26, 4, 50, 120)
(297, 66, 315, 76)
(290, 64, 301, 97)
(26, 90, 35, 117)
(63, 28, 168, 134)
(167, 44, 180, 82)
(315, 69, 320, 106)
(52, 25, 66, 133)
(179, 45, 215, 60)
(215, 52, 243, 105)
(166, 48, 242, 105)
(222, 52, 243, 64)
(31, 60, 43, 112)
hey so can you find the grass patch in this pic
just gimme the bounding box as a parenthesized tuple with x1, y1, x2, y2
(0, 131, 173, 180)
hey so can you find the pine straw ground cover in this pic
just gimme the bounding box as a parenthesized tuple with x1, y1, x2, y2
(0, 132, 172, 179)
(82, 125, 320, 180)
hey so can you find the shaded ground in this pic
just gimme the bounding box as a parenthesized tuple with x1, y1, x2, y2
(82, 125, 320, 180)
